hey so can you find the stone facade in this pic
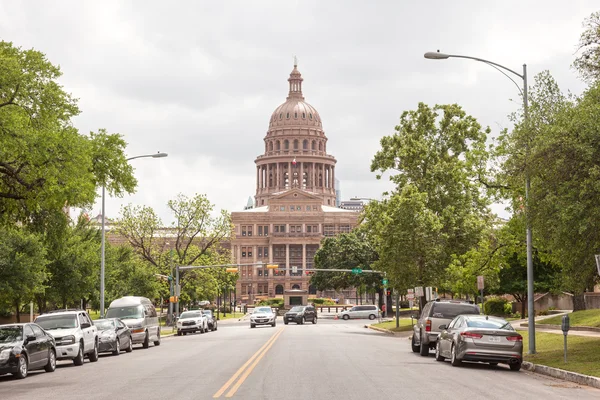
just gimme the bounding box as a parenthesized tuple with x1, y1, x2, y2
(232, 62, 358, 306)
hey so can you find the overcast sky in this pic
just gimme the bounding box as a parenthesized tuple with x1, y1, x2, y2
(0, 1, 596, 223)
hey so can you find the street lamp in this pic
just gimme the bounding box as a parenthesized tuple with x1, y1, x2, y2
(99, 152, 168, 318)
(424, 50, 535, 353)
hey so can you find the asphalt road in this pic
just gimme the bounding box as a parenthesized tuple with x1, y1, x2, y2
(1, 318, 599, 400)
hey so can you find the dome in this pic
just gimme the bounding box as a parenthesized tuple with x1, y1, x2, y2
(268, 63, 323, 129)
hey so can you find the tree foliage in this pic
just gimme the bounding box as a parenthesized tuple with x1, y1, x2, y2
(0, 41, 136, 226)
(573, 11, 600, 83)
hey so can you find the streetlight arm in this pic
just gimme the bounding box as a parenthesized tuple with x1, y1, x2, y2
(444, 54, 523, 79)
(126, 152, 168, 161)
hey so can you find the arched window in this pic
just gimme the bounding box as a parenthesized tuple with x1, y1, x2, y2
(319, 142, 323, 151)
(294, 139, 299, 149)
(312, 140, 316, 150)
(303, 139, 308, 150)
(286, 112, 290, 119)
(275, 285, 284, 295)
(294, 112, 298, 118)
(309, 285, 317, 295)
(292, 284, 300, 290)
(269, 142, 273, 151)
(284, 140, 289, 150)
(276, 141, 281, 150)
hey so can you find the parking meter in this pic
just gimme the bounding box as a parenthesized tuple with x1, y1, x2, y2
(562, 314, 570, 363)
(561, 315, 570, 334)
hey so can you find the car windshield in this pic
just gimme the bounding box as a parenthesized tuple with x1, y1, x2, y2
(0, 326, 22, 343)
(466, 318, 514, 330)
(431, 303, 479, 319)
(94, 319, 116, 330)
(106, 305, 144, 320)
(290, 306, 305, 312)
(180, 312, 202, 319)
(254, 307, 272, 314)
(35, 314, 78, 330)
(202, 310, 212, 316)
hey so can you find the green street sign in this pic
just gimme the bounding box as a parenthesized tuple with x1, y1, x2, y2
(382, 279, 388, 286)
(351, 268, 363, 275)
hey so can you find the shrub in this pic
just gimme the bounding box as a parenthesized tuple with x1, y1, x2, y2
(483, 297, 509, 316)
(310, 298, 336, 305)
(503, 302, 513, 315)
(258, 298, 284, 308)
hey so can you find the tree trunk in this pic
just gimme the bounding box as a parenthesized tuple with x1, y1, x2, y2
(521, 295, 526, 318)
(14, 301, 20, 323)
(573, 293, 586, 311)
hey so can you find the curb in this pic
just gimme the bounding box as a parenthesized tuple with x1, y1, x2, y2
(365, 325, 411, 337)
(522, 361, 600, 389)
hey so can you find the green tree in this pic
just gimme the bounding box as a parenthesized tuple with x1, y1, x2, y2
(0, 41, 136, 227)
(367, 103, 492, 307)
(311, 231, 380, 304)
(573, 11, 600, 83)
(0, 227, 47, 321)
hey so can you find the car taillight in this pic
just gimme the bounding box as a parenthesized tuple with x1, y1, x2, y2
(506, 335, 523, 342)
(425, 319, 431, 332)
(461, 332, 483, 339)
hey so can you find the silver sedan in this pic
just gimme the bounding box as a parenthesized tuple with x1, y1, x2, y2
(435, 314, 523, 371)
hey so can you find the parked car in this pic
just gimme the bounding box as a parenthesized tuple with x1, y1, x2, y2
(177, 311, 208, 335)
(411, 299, 481, 356)
(284, 306, 317, 324)
(250, 307, 276, 328)
(0, 323, 57, 379)
(94, 318, 133, 355)
(34, 309, 99, 366)
(337, 305, 379, 320)
(435, 314, 523, 371)
(202, 310, 218, 331)
(106, 296, 160, 348)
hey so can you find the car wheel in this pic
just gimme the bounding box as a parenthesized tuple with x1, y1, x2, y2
(489, 362, 498, 366)
(13, 354, 28, 379)
(143, 331, 150, 348)
(112, 339, 121, 356)
(250, 323, 256, 328)
(45, 349, 56, 372)
(125, 336, 133, 353)
(88, 340, 99, 362)
(284, 321, 288, 325)
(300, 317, 305, 325)
(271, 321, 276, 327)
(177, 330, 182, 336)
(510, 362, 522, 371)
(154, 329, 161, 346)
(435, 342, 445, 362)
(419, 332, 429, 356)
(342, 314, 349, 320)
(369, 314, 376, 320)
(411, 335, 420, 353)
(214, 323, 217, 331)
(73, 342, 84, 366)
(312, 316, 317, 324)
(450, 344, 461, 367)
(200, 326, 205, 334)
(183, 331, 187, 336)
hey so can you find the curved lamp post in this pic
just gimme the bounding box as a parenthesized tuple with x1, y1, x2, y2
(100, 152, 168, 318)
(424, 50, 535, 354)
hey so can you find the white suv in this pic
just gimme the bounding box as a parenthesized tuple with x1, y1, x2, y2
(35, 310, 99, 365)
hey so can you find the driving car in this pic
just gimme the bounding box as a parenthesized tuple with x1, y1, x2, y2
(250, 307, 276, 328)
(94, 318, 133, 355)
(177, 311, 208, 335)
(202, 310, 218, 331)
(0, 323, 57, 379)
(284, 306, 317, 324)
(435, 314, 523, 371)
(411, 299, 481, 356)
(337, 305, 379, 320)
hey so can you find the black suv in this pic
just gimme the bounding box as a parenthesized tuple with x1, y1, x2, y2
(284, 306, 317, 324)
(411, 299, 480, 356)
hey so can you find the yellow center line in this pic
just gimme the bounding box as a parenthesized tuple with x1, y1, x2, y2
(225, 327, 284, 398)
(213, 327, 284, 398)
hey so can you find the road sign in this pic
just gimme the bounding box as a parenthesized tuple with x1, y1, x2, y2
(266, 264, 278, 269)
(595, 255, 600, 277)
(226, 268, 238, 273)
(414, 287, 424, 297)
(382, 279, 388, 286)
(351, 268, 363, 275)
(477, 275, 485, 290)
(175, 284, 181, 297)
(292, 266, 298, 274)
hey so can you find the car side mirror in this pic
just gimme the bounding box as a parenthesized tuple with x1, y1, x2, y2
(26, 335, 36, 343)
(81, 323, 91, 329)
(117, 326, 124, 330)
(438, 324, 447, 330)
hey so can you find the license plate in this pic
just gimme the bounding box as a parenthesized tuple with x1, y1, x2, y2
(488, 336, 501, 343)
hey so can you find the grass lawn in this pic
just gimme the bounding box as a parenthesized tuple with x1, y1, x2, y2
(372, 318, 414, 332)
(217, 312, 245, 320)
(541, 309, 600, 328)
(521, 331, 600, 377)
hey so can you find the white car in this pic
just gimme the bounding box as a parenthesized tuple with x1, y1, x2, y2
(250, 307, 277, 328)
(177, 311, 208, 336)
(34, 310, 99, 365)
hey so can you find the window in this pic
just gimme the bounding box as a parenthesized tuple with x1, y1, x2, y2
(302, 112, 306, 119)
(284, 140, 289, 149)
(286, 112, 290, 119)
(324, 225, 335, 237)
(280, 113, 283, 119)
(312, 205, 318, 211)
(23, 325, 34, 338)
(294, 139, 298, 149)
(339, 225, 351, 233)
(431, 304, 480, 319)
(258, 226, 263, 236)
(264, 247, 269, 257)
(30, 324, 44, 338)
(276, 141, 281, 150)
(294, 112, 297, 118)
(248, 247, 253, 258)
(274, 225, 286, 233)
(247, 226, 252, 236)
(263, 226, 269, 236)
(296, 206, 302, 211)
(242, 247, 247, 257)
(312, 140, 316, 150)
(292, 284, 301, 290)
(309, 113, 313, 119)
(306, 205, 311, 211)
(290, 206, 295, 212)
(280, 206, 285, 211)
(258, 247, 263, 257)
(275, 285, 284, 295)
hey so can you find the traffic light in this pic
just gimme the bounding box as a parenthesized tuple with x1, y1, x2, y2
(226, 268, 239, 273)
(266, 264, 278, 269)
(168, 275, 173, 282)
(386, 289, 391, 296)
(305, 270, 314, 275)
